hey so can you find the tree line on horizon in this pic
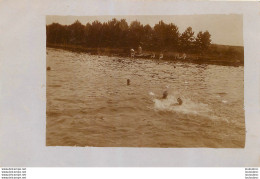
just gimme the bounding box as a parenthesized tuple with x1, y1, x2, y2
(46, 18, 212, 53)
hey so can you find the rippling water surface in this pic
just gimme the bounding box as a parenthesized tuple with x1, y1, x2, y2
(46, 48, 245, 147)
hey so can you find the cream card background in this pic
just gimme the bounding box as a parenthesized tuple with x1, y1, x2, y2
(0, 0, 260, 166)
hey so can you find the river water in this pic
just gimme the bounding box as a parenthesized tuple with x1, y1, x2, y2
(46, 48, 245, 148)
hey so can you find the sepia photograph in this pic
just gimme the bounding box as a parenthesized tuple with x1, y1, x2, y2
(46, 15, 245, 148)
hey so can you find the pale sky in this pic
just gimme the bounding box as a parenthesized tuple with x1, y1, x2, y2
(46, 15, 243, 46)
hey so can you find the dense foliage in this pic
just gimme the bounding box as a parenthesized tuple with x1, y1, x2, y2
(46, 18, 212, 53)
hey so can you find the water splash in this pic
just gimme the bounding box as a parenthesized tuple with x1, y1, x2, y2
(222, 100, 228, 103)
(153, 95, 210, 114)
(152, 95, 229, 122)
(149, 92, 155, 96)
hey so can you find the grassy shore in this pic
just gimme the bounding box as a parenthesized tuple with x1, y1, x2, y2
(47, 43, 244, 66)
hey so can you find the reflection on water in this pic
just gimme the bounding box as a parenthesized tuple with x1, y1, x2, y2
(46, 48, 245, 148)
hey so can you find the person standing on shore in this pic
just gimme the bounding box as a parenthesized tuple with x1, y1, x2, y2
(159, 52, 163, 60)
(138, 45, 142, 55)
(151, 53, 155, 59)
(130, 48, 135, 58)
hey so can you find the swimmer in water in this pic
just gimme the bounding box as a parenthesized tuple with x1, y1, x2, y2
(177, 97, 183, 105)
(127, 79, 130, 85)
(161, 90, 183, 105)
(162, 91, 168, 99)
(170, 97, 183, 106)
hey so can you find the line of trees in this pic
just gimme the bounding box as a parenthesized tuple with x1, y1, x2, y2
(46, 18, 211, 53)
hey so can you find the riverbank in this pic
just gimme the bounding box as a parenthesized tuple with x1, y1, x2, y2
(47, 43, 244, 66)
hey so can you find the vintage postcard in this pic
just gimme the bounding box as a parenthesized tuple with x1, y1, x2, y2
(46, 15, 245, 148)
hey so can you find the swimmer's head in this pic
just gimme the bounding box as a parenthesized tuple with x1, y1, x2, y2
(177, 97, 183, 105)
(162, 91, 168, 99)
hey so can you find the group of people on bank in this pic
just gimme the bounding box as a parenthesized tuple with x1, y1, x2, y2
(130, 45, 186, 60)
(130, 45, 164, 60)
